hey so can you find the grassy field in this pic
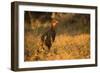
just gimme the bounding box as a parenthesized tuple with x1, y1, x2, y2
(24, 32, 90, 61)
(24, 12, 90, 61)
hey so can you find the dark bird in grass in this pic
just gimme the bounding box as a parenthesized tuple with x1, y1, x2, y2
(41, 19, 59, 51)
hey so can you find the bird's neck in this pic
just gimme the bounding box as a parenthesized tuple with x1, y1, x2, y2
(50, 26, 55, 30)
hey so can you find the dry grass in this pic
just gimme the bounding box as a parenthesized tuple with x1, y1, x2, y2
(24, 12, 90, 61)
(24, 33, 90, 61)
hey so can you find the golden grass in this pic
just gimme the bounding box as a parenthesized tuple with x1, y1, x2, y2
(24, 33, 90, 61)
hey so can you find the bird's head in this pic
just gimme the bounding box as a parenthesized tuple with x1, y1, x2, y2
(51, 19, 59, 28)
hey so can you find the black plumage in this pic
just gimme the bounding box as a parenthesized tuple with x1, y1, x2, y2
(41, 18, 58, 51)
(41, 28, 56, 50)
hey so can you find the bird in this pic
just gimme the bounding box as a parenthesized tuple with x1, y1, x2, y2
(41, 19, 58, 51)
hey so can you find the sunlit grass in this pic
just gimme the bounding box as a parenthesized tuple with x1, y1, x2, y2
(24, 12, 90, 61)
(24, 33, 90, 61)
